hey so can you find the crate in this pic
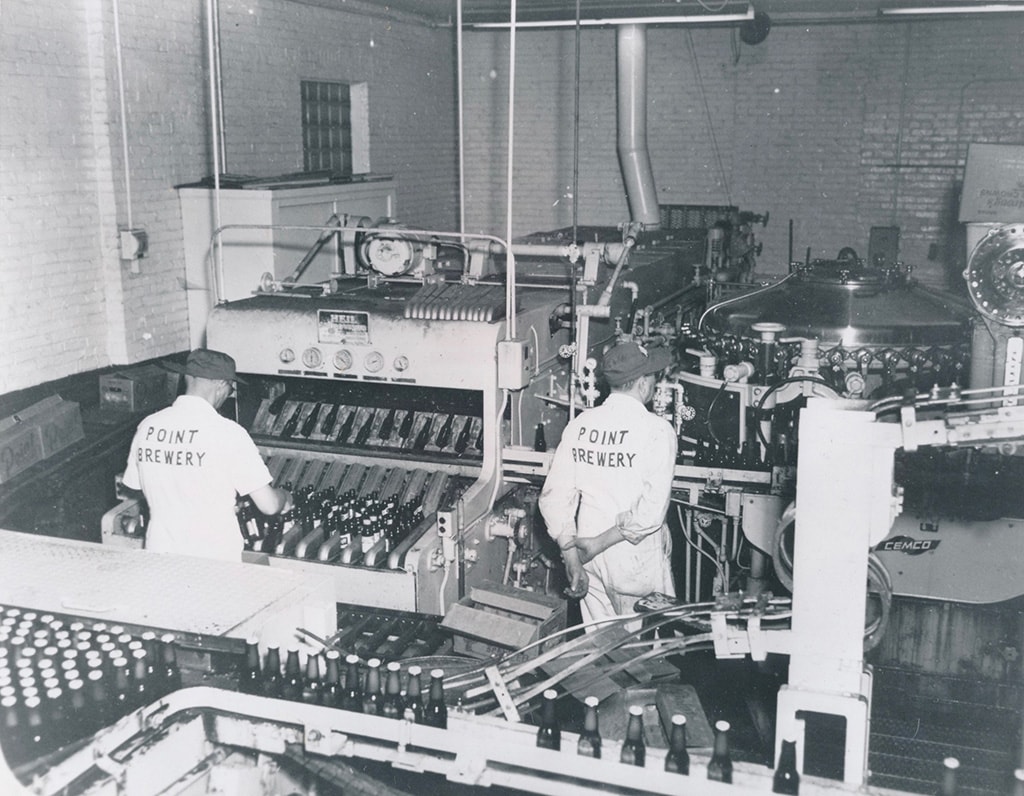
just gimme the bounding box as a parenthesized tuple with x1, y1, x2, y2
(100, 364, 177, 413)
(441, 581, 566, 660)
(0, 395, 84, 483)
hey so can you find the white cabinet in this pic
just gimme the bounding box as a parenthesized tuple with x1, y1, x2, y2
(178, 177, 395, 347)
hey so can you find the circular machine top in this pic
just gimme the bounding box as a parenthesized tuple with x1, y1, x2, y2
(705, 260, 972, 347)
(964, 223, 1024, 327)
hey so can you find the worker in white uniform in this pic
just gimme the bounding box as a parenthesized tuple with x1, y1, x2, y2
(122, 349, 293, 562)
(539, 340, 677, 628)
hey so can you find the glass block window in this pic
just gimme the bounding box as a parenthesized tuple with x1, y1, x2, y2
(301, 80, 352, 174)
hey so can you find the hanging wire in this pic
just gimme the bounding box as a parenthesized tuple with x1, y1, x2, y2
(685, 30, 732, 206)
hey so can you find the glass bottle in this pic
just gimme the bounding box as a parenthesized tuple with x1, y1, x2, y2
(1012, 768, 1024, 796)
(322, 650, 342, 709)
(282, 647, 303, 702)
(130, 649, 151, 710)
(665, 713, 690, 775)
(341, 654, 364, 712)
(404, 665, 424, 723)
(382, 661, 405, 719)
(111, 656, 131, 717)
(936, 757, 959, 796)
(239, 636, 262, 695)
(707, 720, 733, 783)
(23, 695, 49, 759)
(362, 658, 383, 715)
(535, 689, 560, 751)
(773, 737, 800, 794)
(423, 669, 448, 729)
(159, 634, 181, 692)
(301, 653, 322, 705)
(262, 646, 282, 699)
(576, 695, 601, 758)
(620, 704, 646, 767)
(533, 422, 547, 452)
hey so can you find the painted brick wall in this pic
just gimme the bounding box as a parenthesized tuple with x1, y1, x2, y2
(462, 19, 1024, 289)
(1, 0, 458, 394)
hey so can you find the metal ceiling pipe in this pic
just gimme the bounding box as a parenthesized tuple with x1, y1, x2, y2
(616, 24, 660, 229)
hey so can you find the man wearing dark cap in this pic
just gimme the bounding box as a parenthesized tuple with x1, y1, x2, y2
(539, 340, 677, 628)
(122, 349, 293, 561)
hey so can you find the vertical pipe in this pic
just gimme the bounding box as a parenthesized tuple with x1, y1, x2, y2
(205, 0, 224, 303)
(457, 0, 465, 236)
(616, 25, 660, 228)
(505, 0, 518, 340)
(213, 0, 227, 168)
(111, 0, 133, 232)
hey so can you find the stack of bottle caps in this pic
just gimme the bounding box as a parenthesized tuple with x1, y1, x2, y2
(238, 639, 448, 728)
(0, 606, 182, 768)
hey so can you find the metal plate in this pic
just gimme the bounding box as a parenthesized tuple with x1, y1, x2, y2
(964, 223, 1024, 325)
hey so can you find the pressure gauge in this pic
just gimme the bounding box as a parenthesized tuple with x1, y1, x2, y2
(279, 348, 296, 364)
(334, 350, 353, 371)
(393, 355, 410, 372)
(302, 347, 323, 369)
(364, 351, 384, 372)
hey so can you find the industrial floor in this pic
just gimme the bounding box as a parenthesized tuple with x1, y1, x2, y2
(1, 375, 1020, 795)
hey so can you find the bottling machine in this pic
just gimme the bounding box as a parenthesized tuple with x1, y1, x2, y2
(116, 219, 705, 620)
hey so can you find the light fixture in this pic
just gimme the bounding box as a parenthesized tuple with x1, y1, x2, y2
(880, 3, 1024, 15)
(467, 5, 754, 29)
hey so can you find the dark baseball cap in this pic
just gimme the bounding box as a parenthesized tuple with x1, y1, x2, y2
(602, 340, 673, 387)
(164, 349, 245, 383)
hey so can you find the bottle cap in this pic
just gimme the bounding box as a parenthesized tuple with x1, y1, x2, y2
(1015, 769, 1024, 781)
(325, 650, 340, 660)
(407, 665, 422, 676)
(543, 689, 557, 700)
(628, 705, 643, 716)
(387, 661, 401, 672)
(367, 658, 381, 668)
(672, 714, 687, 725)
(943, 757, 960, 769)
(584, 696, 599, 708)
(346, 654, 360, 664)
(430, 668, 445, 679)
(715, 720, 731, 732)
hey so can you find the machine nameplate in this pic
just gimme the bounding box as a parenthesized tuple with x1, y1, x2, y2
(318, 309, 370, 345)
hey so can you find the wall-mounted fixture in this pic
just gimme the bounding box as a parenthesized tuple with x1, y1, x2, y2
(119, 229, 149, 271)
(739, 10, 771, 44)
(879, 3, 1024, 15)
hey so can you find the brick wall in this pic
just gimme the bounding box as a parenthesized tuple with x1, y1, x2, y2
(0, 0, 457, 395)
(462, 19, 1024, 289)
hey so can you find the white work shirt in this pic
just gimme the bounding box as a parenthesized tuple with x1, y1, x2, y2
(539, 392, 677, 620)
(122, 395, 272, 562)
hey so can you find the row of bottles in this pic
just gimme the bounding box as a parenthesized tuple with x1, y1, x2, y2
(256, 398, 484, 457)
(535, 690, 800, 792)
(240, 483, 425, 565)
(0, 606, 181, 768)
(238, 640, 447, 728)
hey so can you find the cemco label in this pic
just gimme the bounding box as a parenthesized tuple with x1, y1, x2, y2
(874, 535, 941, 555)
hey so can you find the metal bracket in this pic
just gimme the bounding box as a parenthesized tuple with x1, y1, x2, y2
(484, 665, 521, 722)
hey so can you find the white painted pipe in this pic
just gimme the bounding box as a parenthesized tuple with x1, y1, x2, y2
(616, 24, 660, 228)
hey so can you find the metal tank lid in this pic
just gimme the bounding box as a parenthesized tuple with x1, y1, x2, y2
(705, 259, 973, 347)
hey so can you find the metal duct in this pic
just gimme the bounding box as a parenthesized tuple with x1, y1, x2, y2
(616, 24, 660, 229)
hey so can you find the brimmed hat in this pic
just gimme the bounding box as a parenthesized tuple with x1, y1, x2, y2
(602, 341, 673, 387)
(164, 349, 245, 383)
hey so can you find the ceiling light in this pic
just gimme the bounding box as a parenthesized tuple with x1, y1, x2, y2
(880, 3, 1024, 15)
(467, 5, 754, 29)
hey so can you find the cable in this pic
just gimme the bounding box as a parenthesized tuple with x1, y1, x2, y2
(703, 380, 729, 447)
(752, 374, 835, 451)
(676, 505, 726, 587)
(697, 271, 796, 331)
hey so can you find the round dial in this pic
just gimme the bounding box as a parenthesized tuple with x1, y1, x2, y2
(302, 347, 323, 368)
(334, 350, 353, 371)
(364, 351, 384, 372)
(279, 348, 296, 364)
(393, 355, 410, 372)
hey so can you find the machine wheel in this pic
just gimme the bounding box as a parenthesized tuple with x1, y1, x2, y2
(772, 503, 893, 652)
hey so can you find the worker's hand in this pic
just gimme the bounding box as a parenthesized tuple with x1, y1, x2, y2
(573, 536, 601, 565)
(561, 546, 589, 600)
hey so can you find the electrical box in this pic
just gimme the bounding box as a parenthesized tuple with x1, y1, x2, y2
(496, 339, 533, 390)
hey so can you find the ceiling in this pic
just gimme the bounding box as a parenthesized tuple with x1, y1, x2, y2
(352, 0, 1009, 26)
